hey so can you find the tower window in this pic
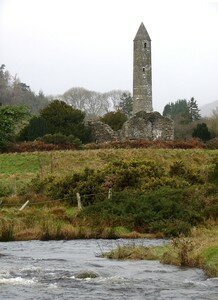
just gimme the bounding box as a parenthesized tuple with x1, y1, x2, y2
(144, 42, 147, 48)
(142, 67, 145, 72)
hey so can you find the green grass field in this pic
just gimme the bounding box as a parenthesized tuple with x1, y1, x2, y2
(1, 148, 217, 177)
(0, 148, 217, 198)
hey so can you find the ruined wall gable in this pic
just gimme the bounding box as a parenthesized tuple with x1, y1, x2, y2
(88, 112, 174, 142)
(88, 121, 118, 143)
(120, 112, 174, 141)
(120, 114, 152, 140)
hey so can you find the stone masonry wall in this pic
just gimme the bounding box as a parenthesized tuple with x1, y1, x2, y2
(88, 112, 174, 143)
(88, 121, 118, 143)
(120, 111, 174, 141)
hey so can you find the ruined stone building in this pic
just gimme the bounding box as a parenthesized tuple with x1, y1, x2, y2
(89, 23, 174, 142)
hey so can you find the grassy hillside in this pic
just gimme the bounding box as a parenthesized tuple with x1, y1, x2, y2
(0, 148, 215, 202)
(0, 148, 217, 232)
(0, 148, 217, 183)
(0, 148, 217, 277)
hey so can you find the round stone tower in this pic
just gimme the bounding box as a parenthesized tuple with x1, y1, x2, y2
(133, 22, 153, 114)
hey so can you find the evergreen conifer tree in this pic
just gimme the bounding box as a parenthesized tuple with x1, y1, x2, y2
(188, 97, 201, 121)
(192, 123, 211, 141)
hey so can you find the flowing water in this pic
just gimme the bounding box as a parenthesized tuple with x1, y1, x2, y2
(0, 239, 217, 299)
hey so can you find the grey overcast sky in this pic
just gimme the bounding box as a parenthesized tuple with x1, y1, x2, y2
(0, 0, 218, 112)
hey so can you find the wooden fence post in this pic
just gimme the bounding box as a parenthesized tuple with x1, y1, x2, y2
(76, 193, 82, 210)
(38, 153, 43, 179)
(19, 200, 29, 211)
(50, 152, 54, 174)
(108, 188, 112, 199)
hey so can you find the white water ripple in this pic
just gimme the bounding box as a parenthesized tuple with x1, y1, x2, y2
(0, 276, 36, 286)
(0, 239, 217, 300)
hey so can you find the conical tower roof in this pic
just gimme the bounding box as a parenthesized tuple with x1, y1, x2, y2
(134, 22, 151, 41)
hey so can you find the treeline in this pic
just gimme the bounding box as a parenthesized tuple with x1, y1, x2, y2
(0, 64, 130, 117)
(163, 98, 218, 141)
(0, 64, 49, 113)
(0, 65, 218, 152)
(62, 87, 131, 117)
(0, 65, 130, 151)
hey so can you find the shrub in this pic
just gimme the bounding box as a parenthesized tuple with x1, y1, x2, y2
(169, 160, 203, 184)
(40, 100, 91, 142)
(44, 168, 106, 206)
(104, 159, 166, 190)
(28, 155, 213, 237)
(18, 116, 48, 141)
(192, 123, 212, 142)
(7, 138, 82, 152)
(41, 133, 82, 149)
(85, 139, 205, 150)
(0, 183, 13, 197)
(208, 161, 218, 185)
(77, 187, 206, 236)
(7, 141, 59, 152)
(30, 175, 55, 194)
(149, 220, 192, 237)
(206, 137, 218, 149)
(100, 111, 127, 131)
(170, 160, 186, 177)
(41, 159, 179, 206)
(18, 100, 91, 143)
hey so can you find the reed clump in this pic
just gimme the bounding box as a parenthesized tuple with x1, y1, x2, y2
(103, 225, 218, 277)
(103, 244, 164, 260)
(0, 218, 14, 241)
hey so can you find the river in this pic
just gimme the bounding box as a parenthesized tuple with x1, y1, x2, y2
(0, 239, 217, 299)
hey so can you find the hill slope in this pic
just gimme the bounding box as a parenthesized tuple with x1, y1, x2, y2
(200, 100, 218, 117)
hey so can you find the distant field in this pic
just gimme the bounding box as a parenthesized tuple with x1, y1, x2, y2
(0, 148, 217, 195)
(0, 148, 217, 176)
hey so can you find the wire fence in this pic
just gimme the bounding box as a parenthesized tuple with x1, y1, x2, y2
(0, 189, 113, 210)
(0, 198, 63, 207)
(0, 188, 148, 211)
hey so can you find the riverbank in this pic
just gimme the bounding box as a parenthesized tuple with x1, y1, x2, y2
(102, 225, 218, 278)
(0, 202, 156, 241)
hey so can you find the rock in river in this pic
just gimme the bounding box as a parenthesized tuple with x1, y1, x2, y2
(75, 270, 99, 279)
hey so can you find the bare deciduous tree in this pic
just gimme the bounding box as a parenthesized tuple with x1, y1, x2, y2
(62, 87, 130, 118)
